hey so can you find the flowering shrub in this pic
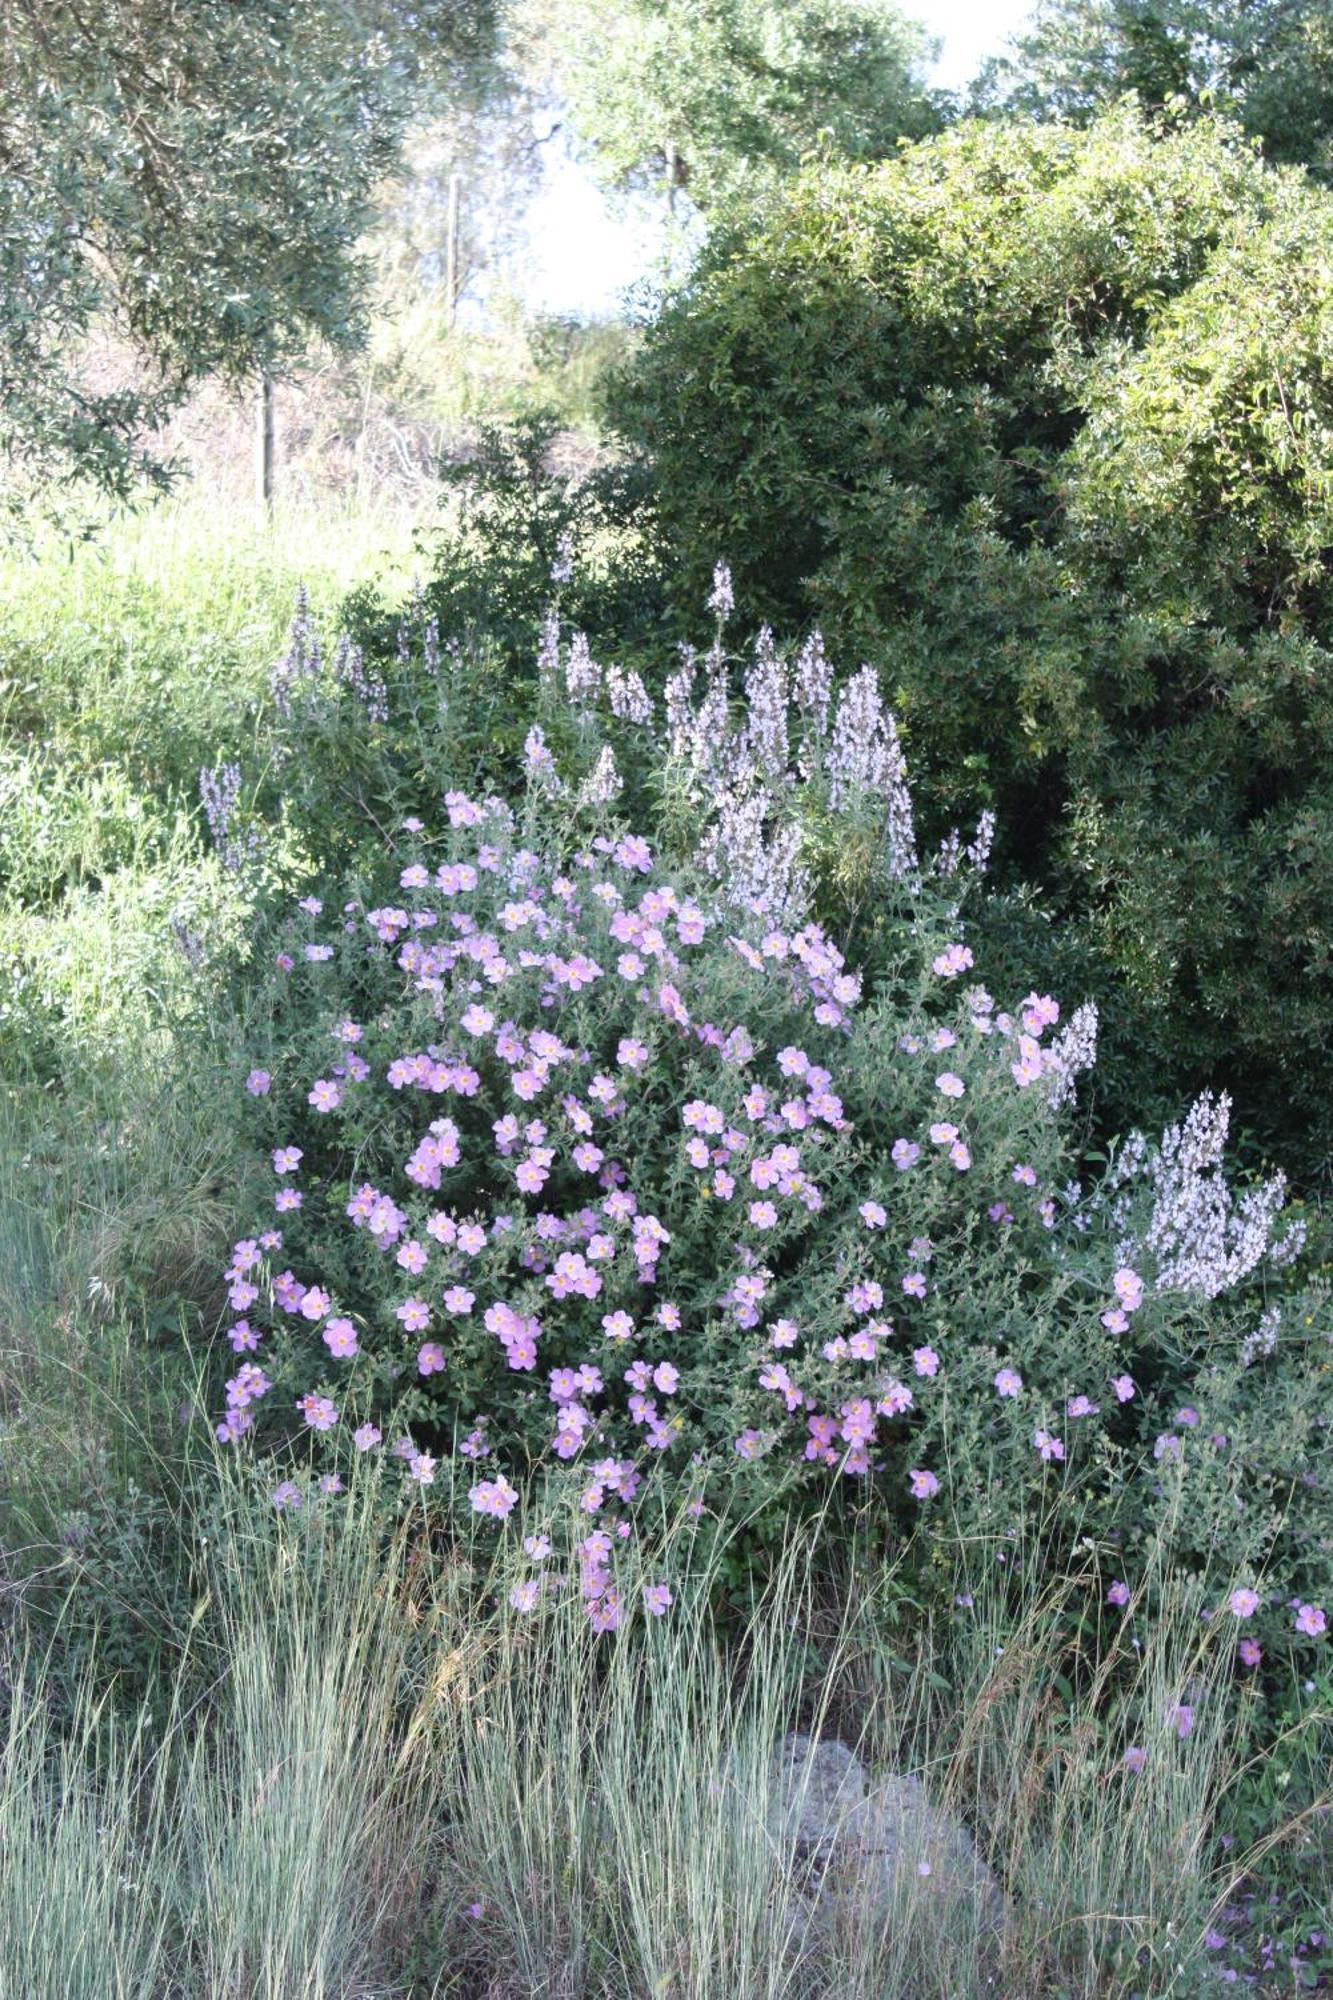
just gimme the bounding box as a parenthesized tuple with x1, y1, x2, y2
(215, 594, 1330, 1669)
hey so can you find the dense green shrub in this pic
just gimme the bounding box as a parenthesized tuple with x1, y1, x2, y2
(606, 103, 1333, 1181)
(340, 410, 669, 720)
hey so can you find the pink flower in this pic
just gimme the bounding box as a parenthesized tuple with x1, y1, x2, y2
(935, 1072, 965, 1098)
(902, 1272, 927, 1299)
(246, 1069, 272, 1096)
(323, 1317, 359, 1358)
(587, 1591, 622, 1633)
(1229, 1587, 1260, 1619)
(296, 1393, 338, 1432)
(1113, 1267, 1144, 1312)
(417, 1341, 446, 1376)
(1106, 1579, 1130, 1608)
(1122, 1746, 1146, 1772)
(308, 1078, 342, 1112)
(931, 943, 973, 978)
(1033, 1428, 1065, 1462)
(993, 1367, 1022, 1398)
(1295, 1602, 1327, 1637)
(1168, 1702, 1194, 1740)
(352, 1422, 381, 1452)
(643, 1583, 673, 1616)
(1111, 1374, 1136, 1403)
(397, 1297, 431, 1332)
(470, 1475, 519, 1519)
(908, 1467, 939, 1500)
(408, 1452, 437, 1485)
(1238, 1638, 1263, 1668)
(509, 1580, 540, 1613)
(859, 1200, 886, 1228)
(912, 1346, 940, 1378)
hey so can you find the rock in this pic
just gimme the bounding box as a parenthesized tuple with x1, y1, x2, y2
(768, 1732, 1008, 1958)
(769, 1732, 867, 1861)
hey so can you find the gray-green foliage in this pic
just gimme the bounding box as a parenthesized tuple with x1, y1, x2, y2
(0, 0, 496, 510)
(524, 0, 943, 213)
(973, 0, 1333, 180)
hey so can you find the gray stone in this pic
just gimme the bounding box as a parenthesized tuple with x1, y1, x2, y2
(768, 1732, 1008, 1955)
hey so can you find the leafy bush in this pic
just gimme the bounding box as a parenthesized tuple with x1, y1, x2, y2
(606, 102, 1333, 1181)
(209, 603, 1329, 1683)
(339, 409, 668, 742)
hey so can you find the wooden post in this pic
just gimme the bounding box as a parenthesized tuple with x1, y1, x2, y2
(256, 372, 274, 511)
(445, 172, 460, 322)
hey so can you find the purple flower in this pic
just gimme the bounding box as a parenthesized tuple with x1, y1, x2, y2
(246, 1068, 272, 1096)
(908, 1467, 939, 1500)
(296, 1393, 338, 1432)
(1295, 1602, 1327, 1637)
(1106, 1579, 1130, 1607)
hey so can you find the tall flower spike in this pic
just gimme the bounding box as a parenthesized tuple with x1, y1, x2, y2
(1140, 1091, 1299, 1298)
(743, 626, 788, 780)
(578, 746, 623, 807)
(565, 631, 601, 708)
(271, 582, 321, 718)
(1043, 1002, 1098, 1111)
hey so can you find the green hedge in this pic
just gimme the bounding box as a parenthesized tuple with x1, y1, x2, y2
(607, 102, 1333, 1181)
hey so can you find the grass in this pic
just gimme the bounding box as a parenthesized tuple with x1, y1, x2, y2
(0, 493, 425, 789)
(4, 1459, 1314, 1999)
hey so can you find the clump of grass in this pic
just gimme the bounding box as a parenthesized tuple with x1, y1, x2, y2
(0, 1668, 183, 2000)
(3, 1464, 1327, 1999)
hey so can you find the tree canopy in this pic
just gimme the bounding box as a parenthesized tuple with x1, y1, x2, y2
(975, 0, 1333, 179)
(0, 0, 497, 506)
(521, 0, 942, 213)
